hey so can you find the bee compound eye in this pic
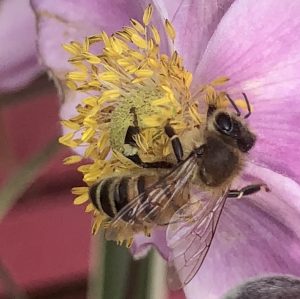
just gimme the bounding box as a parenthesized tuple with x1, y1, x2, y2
(215, 113, 233, 134)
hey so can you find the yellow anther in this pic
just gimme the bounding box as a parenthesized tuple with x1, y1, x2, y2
(58, 132, 78, 147)
(83, 97, 98, 107)
(85, 203, 94, 213)
(63, 155, 83, 165)
(101, 31, 110, 47)
(60, 120, 81, 130)
(72, 186, 89, 195)
(184, 72, 193, 88)
(110, 36, 124, 54)
(150, 25, 160, 44)
(82, 52, 101, 64)
(164, 19, 176, 41)
(66, 80, 78, 90)
(143, 4, 153, 25)
(98, 71, 120, 83)
(82, 127, 96, 142)
(63, 43, 80, 55)
(135, 69, 154, 78)
(131, 33, 148, 49)
(67, 71, 87, 81)
(74, 192, 89, 205)
(130, 18, 145, 34)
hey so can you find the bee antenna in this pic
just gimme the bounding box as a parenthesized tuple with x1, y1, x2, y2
(225, 93, 240, 116)
(242, 92, 251, 119)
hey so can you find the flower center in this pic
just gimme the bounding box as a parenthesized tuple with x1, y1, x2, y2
(59, 4, 238, 245)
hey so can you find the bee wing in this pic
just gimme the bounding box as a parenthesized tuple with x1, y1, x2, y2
(166, 189, 228, 290)
(109, 153, 198, 229)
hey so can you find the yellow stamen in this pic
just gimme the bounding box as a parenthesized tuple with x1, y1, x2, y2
(134, 69, 154, 78)
(143, 4, 153, 25)
(130, 19, 145, 34)
(131, 33, 148, 49)
(63, 155, 83, 165)
(67, 71, 87, 81)
(150, 25, 160, 45)
(164, 19, 176, 41)
(74, 193, 89, 205)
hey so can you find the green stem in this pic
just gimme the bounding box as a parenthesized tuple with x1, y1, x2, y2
(0, 138, 60, 219)
(0, 260, 29, 299)
(88, 236, 131, 299)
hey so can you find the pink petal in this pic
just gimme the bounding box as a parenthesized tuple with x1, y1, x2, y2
(184, 163, 300, 299)
(132, 228, 170, 260)
(155, 0, 235, 73)
(31, 0, 168, 81)
(194, 0, 300, 183)
(0, 0, 43, 92)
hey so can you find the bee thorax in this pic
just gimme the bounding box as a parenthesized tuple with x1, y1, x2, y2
(199, 135, 239, 187)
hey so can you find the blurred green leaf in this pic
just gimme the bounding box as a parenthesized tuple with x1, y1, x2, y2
(88, 235, 167, 299)
(102, 241, 131, 299)
(88, 235, 131, 299)
(125, 251, 152, 299)
(0, 260, 29, 299)
(0, 138, 60, 219)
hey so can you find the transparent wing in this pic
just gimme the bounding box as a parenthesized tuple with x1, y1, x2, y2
(109, 154, 198, 230)
(166, 188, 228, 290)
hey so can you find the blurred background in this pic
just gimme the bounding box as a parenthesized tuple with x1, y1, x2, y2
(0, 1, 185, 298)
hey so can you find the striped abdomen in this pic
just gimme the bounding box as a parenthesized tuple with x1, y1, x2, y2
(89, 174, 158, 219)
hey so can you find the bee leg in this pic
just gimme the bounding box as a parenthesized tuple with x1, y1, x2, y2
(125, 107, 140, 146)
(225, 93, 241, 116)
(124, 125, 140, 146)
(127, 154, 174, 169)
(164, 125, 183, 163)
(228, 184, 270, 199)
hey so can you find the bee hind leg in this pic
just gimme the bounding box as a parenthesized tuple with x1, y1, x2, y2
(228, 184, 270, 199)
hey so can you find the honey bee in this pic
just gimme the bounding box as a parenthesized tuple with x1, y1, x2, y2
(89, 93, 269, 288)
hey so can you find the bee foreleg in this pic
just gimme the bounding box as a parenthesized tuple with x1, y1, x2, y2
(164, 125, 183, 163)
(228, 184, 270, 199)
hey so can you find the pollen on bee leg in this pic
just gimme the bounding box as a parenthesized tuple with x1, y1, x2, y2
(143, 226, 152, 237)
(235, 98, 254, 113)
(125, 238, 133, 248)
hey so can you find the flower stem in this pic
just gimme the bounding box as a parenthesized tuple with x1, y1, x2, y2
(88, 235, 131, 299)
(0, 138, 60, 219)
(0, 259, 29, 299)
(88, 236, 168, 299)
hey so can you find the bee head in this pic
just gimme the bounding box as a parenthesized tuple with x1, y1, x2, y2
(207, 107, 256, 153)
(206, 93, 256, 153)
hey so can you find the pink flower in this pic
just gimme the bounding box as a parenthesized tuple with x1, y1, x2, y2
(0, 0, 43, 93)
(31, 0, 300, 298)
